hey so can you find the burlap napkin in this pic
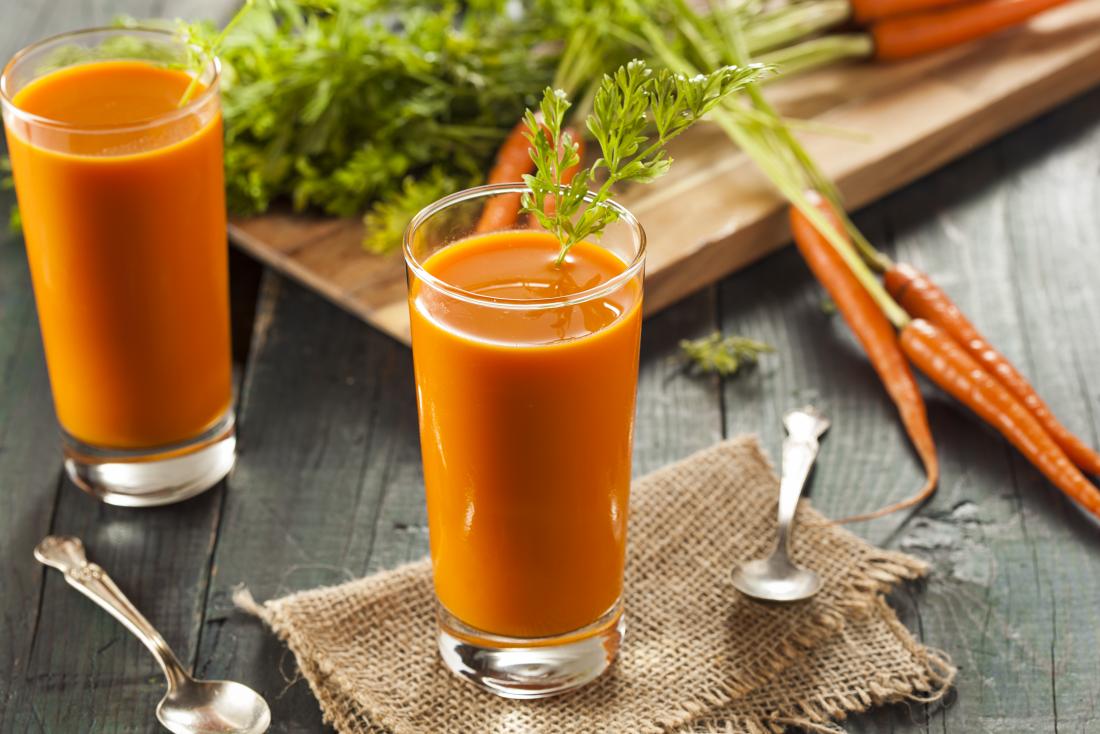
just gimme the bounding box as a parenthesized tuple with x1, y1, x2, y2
(239, 437, 954, 733)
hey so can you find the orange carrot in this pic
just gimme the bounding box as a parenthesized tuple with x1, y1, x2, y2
(872, 0, 1070, 60)
(850, 0, 967, 24)
(886, 262, 1100, 476)
(901, 318, 1100, 521)
(791, 194, 939, 521)
(475, 113, 542, 233)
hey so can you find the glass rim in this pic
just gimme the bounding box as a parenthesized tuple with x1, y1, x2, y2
(0, 26, 220, 134)
(403, 182, 647, 311)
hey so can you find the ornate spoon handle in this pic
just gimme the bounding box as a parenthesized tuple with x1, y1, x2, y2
(775, 434, 821, 563)
(34, 536, 190, 689)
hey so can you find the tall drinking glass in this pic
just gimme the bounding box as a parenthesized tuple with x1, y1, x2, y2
(404, 184, 645, 698)
(1, 28, 235, 506)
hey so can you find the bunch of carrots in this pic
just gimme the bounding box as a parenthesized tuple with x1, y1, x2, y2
(750, 0, 1100, 525)
(791, 194, 1100, 524)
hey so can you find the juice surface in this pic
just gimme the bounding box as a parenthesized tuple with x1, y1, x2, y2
(410, 231, 642, 638)
(5, 60, 232, 448)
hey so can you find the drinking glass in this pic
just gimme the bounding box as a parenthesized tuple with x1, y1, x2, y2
(1, 28, 235, 506)
(404, 183, 645, 698)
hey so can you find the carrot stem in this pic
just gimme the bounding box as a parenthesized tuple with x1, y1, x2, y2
(177, 0, 255, 107)
(756, 34, 874, 77)
(653, 3, 904, 326)
(742, 0, 853, 55)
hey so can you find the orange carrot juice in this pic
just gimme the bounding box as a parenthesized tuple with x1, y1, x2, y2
(409, 229, 643, 639)
(4, 58, 231, 449)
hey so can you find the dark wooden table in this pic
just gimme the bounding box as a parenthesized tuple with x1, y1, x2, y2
(3, 2, 1100, 732)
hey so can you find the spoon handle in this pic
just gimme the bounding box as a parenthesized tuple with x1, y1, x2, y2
(34, 536, 190, 690)
(776, 434, 820, 562)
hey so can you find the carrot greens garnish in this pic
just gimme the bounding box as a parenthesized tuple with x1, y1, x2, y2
(175, 0, 261, 107)
(680, 333, 774, 377)
(522, 60, 764, 265)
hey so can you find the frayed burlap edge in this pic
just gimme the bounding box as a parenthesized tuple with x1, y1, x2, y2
(236, 585, 390, 733)
(671, 547, 930, 713)
(694, 597, 957, 734)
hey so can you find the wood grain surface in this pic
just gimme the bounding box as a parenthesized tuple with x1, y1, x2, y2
(1, 2, 1099, 733)
(228, 0, 1100, 344)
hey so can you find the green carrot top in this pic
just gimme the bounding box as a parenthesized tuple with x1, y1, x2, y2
(521, 59, 765, 265)
(176, 0, 261, 107)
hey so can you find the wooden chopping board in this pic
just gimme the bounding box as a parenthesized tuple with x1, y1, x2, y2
(228, 2, 1100, 345)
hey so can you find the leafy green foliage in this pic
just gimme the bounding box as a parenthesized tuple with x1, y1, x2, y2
(522, 59, 763, 263)
(680, 332, 774, 377)
(175, 0, 263, 106)
(361, 167, 459, 254)
(207, 0, 560, 245)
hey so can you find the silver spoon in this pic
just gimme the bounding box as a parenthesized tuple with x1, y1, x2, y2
(34, 536, 271, 734)
(732, 406, 830, 602)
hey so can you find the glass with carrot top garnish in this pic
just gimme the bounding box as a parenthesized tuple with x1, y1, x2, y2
(403, 60, 762, 697)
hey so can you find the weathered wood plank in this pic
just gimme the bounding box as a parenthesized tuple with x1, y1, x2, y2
(997, 99, 1100, 734)
(633, 287, 725, 476)
(880, 146, 1063, 734)
(0, 10, 76, 733)
(0, 192, 65, 733)
(890, 88, 1100, 734)
(193, 273, 414, 731)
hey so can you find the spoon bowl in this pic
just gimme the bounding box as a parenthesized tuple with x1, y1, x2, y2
(158, 679, 272, 734)
(731, 558, 822, 603)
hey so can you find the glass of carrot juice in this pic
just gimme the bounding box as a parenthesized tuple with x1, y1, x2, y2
(404, 183, 645, 698)
(1, 28, 235, 506)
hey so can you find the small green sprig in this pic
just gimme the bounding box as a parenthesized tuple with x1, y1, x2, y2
(176, 0, 263, 107)
(680, 332, 774, 377)
(521, 59, 764, 265)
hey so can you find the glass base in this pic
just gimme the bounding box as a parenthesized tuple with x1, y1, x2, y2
(62, 411, 236, 507)
(437, 599, 624, 699)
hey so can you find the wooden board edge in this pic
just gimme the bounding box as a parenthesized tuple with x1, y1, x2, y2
(643, 51, 1100, 318)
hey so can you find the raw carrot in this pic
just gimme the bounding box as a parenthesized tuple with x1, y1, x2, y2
(886, 262, 1100, 476)
(475, 113, 542, 233)
(850, 0, 967, 24)
(901, 318, 1100, 521)
(871, 0, 1071, 61)
(790, 194, 939, 522)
